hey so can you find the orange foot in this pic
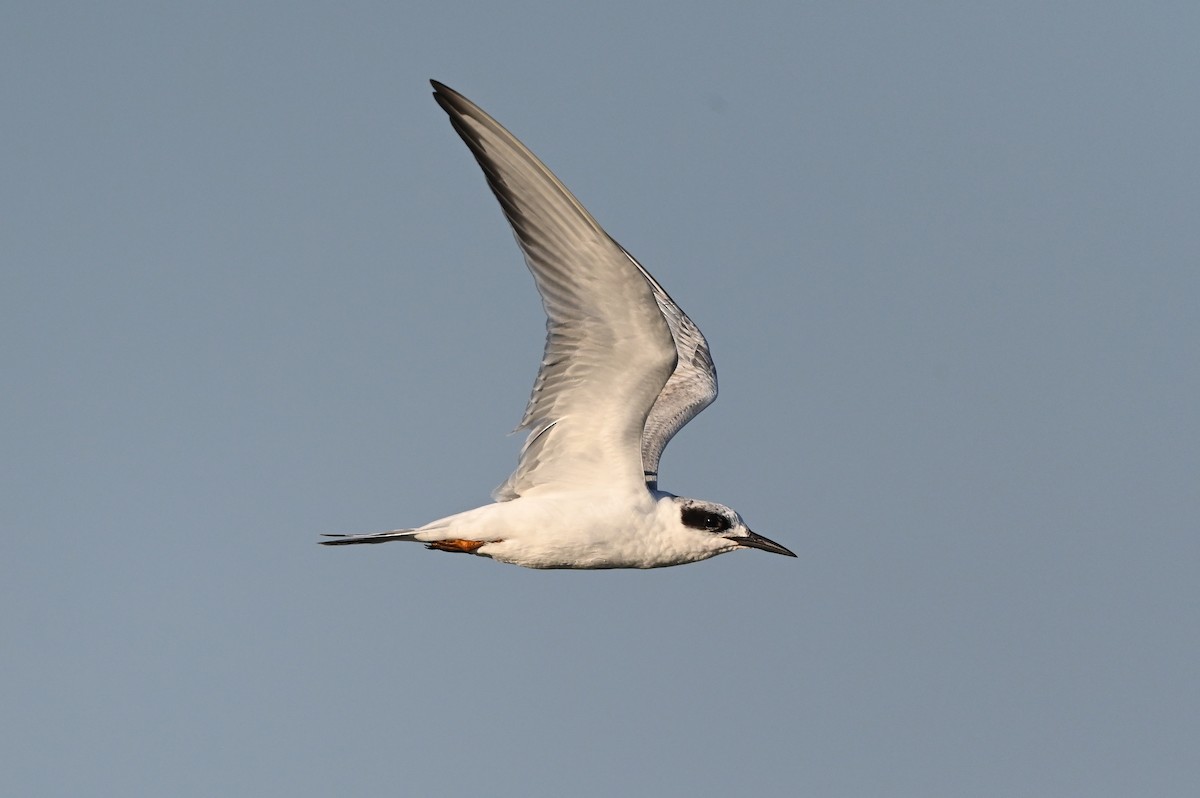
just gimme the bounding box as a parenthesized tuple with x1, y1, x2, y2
(425, 538, 495, 554)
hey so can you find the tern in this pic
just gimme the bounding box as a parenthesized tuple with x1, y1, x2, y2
(321, 80, 795, 568)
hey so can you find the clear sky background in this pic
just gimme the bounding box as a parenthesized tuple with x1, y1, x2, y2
(3, 2, 1197, 796)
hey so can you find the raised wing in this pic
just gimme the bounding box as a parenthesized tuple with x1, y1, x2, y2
(622, 248, 718, 490)
(432, 81, 677, 500)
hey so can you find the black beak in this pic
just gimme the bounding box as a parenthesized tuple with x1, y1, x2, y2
(736, 530, 797, 558)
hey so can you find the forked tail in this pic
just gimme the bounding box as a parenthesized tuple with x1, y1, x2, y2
(319, 529, 418, 546)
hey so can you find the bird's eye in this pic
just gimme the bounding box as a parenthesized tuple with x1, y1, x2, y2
(682, 506, 726, 532)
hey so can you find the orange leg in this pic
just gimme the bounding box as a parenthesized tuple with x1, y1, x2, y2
(425, 538, 495, 554)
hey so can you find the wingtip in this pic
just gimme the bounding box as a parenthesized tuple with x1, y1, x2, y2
(430, 79, 460, 103)
(430, 79, 466, 116)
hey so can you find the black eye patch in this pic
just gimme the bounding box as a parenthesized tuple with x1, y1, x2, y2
(681, 506, 732, 532)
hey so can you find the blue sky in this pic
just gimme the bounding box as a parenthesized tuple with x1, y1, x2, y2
(3, 2, 1198, 795)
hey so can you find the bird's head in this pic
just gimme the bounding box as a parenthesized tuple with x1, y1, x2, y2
(671, 498, 796, 559)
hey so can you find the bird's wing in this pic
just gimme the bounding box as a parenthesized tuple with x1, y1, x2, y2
(621, 247, 718, 490)
(432, 81, 678, 500)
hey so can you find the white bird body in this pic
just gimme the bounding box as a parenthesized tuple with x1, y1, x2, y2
(336, 489, 749, 570)
(321, 81, 796, 569)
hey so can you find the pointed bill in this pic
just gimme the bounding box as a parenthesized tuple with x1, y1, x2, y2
(736, 530, 797, 557)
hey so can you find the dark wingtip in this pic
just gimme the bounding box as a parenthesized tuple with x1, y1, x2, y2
(432, 80, 477, 127)
(430, 80, 466, 112)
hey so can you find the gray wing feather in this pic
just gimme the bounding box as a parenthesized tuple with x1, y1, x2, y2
(622, 249, 718, 489)
(432, 81, 678, 500)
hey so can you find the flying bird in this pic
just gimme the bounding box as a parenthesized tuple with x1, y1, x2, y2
(321, 80, 795, 568)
